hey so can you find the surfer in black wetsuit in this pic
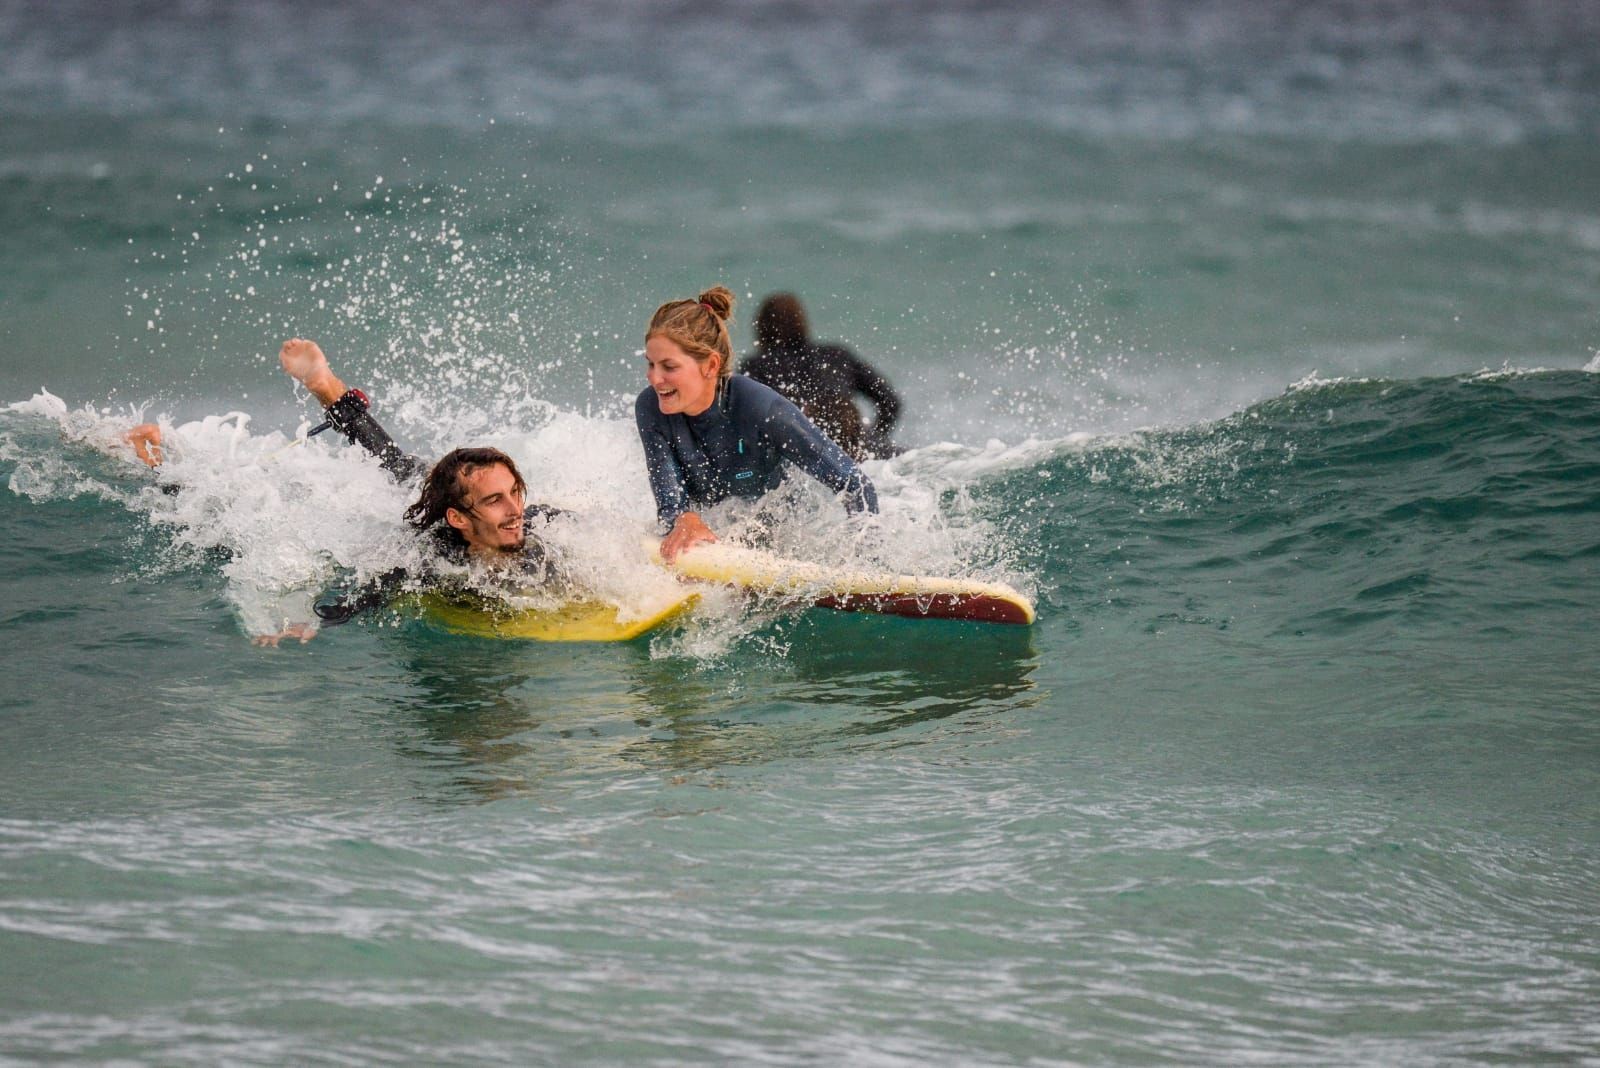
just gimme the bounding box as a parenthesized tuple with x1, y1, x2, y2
(275, 339, 567, 626)
(635, 286, 878, 562)
(738, 293, 901, 462)
(126, 339, 566, 643)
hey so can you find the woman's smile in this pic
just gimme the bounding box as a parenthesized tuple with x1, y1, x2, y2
(645, 336, 719, 416)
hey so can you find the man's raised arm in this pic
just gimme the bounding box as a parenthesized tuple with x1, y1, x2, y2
(279, 338, 426, 481)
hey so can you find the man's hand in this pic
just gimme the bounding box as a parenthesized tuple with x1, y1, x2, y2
(251, 622, 318, 647)
(660, 512, 717, 563)
(279, 338, 346, 405)
(124, 423, 163, 468)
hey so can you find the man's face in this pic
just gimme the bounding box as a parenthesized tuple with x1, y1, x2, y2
(446, 462, 526, 554)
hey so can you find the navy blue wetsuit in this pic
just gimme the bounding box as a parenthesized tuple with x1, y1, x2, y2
(634, 374, 878, 530)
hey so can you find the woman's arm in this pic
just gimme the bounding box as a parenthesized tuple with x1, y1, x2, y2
(635, 391, 695, 528)
(636, 392, 717, 562)
(764, 392, 879, 515)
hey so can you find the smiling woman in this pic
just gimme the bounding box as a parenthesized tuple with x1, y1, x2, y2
(634, 286, 879, 562)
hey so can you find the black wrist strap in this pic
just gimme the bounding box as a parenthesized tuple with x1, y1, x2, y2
(307, 389, 370, 438)
(306, 388, 425, 482)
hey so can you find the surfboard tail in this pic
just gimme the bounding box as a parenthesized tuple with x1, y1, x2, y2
(813, 591, 1036, 625)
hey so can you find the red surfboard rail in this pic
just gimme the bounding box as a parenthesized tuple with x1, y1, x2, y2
(812, 591, 1035, 625)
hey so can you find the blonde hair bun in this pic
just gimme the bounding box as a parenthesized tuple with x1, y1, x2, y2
(696, 286, 735, 323)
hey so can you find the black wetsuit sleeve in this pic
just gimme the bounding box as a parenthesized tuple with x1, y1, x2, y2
(526, 503, 566, 522)
(764, 393, 879, 515)
(635, 393, 692, 528)
(313, 567, 411, 624)
(518, 504, 572, 586)
(322, 391, 428, 482)
(847, 351, 900, 441)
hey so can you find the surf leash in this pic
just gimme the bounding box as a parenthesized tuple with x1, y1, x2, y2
(261, 389, 369, 462)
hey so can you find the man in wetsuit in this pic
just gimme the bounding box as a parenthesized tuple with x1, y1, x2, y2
(275, 339, 565, 625)
(126, 339, 564, 643)
(738, 293, 901, 461)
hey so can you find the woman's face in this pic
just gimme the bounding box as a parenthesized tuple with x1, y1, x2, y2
(645, 336, 719, 416)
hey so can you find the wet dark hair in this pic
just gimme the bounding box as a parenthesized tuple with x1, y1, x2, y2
(754, 293, 810, 353)
(404, 448, 527, 536)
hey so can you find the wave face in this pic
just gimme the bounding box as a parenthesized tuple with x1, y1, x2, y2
(1011, 370, 1600, 643)
(3, 2, 1599, 1064)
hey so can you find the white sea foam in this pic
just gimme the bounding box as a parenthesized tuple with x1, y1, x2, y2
(4, 388, 1040, 643)
(1466, 363, 1561, 383)
(1286, 371, 1378, 394)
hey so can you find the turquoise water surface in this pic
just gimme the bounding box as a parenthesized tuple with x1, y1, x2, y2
(3, 2, 1598, 1063)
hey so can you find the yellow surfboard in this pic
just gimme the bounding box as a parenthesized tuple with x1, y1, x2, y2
(647, 541, 1035, 625)
(412, 589, 697, 642)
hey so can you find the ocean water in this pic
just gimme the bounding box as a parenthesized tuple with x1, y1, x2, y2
(3, 1, 1599, 1063)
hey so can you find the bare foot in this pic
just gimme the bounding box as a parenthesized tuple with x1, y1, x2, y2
(125, 423, 163, 467)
